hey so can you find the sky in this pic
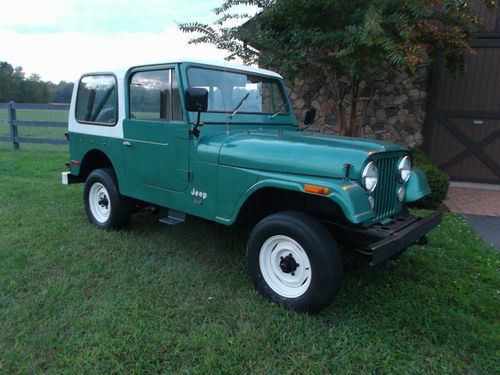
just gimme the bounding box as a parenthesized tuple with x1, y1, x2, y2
(0, 0, 255, 82)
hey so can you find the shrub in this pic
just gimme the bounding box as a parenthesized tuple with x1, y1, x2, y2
(410, 148, 450, 209)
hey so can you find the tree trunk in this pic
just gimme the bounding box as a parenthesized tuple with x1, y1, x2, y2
(346, 79, 360, 137)
(334, 72, 347, 136)
(338, 103, 345, 136)
(347, 99, 357, 137)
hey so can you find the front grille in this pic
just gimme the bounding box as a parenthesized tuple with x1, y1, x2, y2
(373, 155, 402, 221)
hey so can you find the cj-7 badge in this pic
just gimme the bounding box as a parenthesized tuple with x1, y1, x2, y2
(191, 188, 208, 205)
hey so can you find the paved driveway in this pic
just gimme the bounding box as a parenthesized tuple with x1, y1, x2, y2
(445, 182, 500, 249)
(464, 215, 500, 249)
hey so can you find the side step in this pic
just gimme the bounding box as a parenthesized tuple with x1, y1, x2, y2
(159, 209, 186, 225)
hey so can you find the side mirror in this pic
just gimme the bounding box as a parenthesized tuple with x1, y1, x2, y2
(185, 87, 208, 138)
(185, 87, 208, 112)
(304, 107, 317, 126)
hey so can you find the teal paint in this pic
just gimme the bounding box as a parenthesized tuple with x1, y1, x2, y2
(67, 61, 432, 227)
(405, 168, 432, 203)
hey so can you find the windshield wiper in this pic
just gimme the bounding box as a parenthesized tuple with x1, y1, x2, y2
(229, 92, 250, 119)
(270, 103, 289, 118)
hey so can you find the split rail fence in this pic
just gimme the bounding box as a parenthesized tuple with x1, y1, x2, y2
(0, 101, 69, 149)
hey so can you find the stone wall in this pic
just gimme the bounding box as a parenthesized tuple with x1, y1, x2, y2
(287, 65, 431, 148)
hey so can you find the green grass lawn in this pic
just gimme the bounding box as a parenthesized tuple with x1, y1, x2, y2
(0, 144, 499, 374)
(0, 108, 68, 141)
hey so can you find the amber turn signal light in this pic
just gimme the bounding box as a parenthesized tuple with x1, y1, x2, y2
(303, 184, 330, 195)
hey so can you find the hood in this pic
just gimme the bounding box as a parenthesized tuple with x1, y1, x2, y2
(216, 129, 407, 179)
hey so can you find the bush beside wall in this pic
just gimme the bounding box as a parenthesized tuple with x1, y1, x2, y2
(410, 148, 450, 209)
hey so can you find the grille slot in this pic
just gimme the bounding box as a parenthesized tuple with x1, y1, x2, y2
(373, 156, 401, 221)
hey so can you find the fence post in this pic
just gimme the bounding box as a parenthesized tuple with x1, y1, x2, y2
(8, 101, 19, 150)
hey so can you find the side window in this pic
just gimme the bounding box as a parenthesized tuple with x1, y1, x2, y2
(75, 75, 117, 125)
(129, 69, 183, 121)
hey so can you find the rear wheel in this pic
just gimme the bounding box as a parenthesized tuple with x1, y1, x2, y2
(247, 211, 343, 313)
(84, 168, 131, 230)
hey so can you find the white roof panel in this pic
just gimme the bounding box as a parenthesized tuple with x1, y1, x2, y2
(81, 58, 282, 80)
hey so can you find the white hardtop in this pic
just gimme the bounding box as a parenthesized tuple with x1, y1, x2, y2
(80, 58, 283, 80)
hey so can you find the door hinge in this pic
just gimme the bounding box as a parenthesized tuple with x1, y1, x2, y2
(176, 128, 190, 140)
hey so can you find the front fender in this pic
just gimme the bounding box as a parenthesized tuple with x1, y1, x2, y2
(404, 168, 431, 203)
(224, 171, 374, 225)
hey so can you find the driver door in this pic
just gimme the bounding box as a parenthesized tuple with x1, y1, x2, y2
(123, 67, 189, 192)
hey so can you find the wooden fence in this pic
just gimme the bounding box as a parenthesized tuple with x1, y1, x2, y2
(0, 101, 69, 149)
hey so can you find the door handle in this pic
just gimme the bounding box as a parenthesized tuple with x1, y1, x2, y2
(123, 141, 132, 147)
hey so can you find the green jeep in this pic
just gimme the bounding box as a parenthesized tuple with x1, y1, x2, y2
(62, 59, 442, 312)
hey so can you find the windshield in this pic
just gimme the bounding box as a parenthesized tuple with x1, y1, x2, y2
(187, 67, 289, 116)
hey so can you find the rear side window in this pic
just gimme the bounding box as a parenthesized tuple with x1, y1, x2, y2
(75, 75, 117, 125)
(129, 69, 183, 121)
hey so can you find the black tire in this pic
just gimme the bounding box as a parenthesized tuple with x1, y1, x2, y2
(84, 168, 132, 230)
(246, 211, 343, 313)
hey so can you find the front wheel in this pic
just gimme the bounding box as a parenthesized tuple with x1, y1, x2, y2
(84, 168, 131, 230)
(246, 211, 343, 313)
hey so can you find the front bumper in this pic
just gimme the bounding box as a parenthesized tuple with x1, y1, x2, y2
(368, 211, 443, 265)
(329, 210, 443, 265)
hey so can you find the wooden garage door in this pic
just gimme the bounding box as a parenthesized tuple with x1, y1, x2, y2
(425, 39, 500, 184)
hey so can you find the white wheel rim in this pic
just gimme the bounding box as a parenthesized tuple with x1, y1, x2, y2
(259, 235, 312, 298)
(89, 182, 111, 223)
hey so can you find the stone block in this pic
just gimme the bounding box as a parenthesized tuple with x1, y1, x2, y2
(380, 95, 394, 107)
(403, 114, 417, 126)
(386, 106, 399, 117)
(409, 89, 420, 100)
(312, 99, 321, 111)
(295, 98, 305, 109)
(373, 122, 386, 133)
(397, 109, 410, 123)
(405, 135, 416, 147)
(388, 115, 398, 126)
(376, 109, 387, 122)
(387, 126, 400, 139)
(321, 101, 334, 113)
(394, 94, 409, 106)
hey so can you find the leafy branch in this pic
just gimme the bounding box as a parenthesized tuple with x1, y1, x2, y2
(179, 0, 498, 136)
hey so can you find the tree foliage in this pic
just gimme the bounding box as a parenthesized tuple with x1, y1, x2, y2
(0, 61, 73, 103)
(180, 0, 496, 135)
(47, 81, 74, 103)
(0, 62, 49, 103)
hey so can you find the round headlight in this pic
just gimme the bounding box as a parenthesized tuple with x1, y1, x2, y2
(398, 155, 412, 182)
(361, 161, 378, 192)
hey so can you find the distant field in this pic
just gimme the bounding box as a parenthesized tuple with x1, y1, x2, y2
(0, 108, 69, 142)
